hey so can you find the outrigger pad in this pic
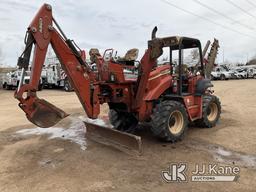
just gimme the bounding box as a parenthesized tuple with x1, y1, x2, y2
(27, 99, 68, 128)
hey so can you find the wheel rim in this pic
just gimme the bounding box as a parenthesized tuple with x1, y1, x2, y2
(207, 102, 218, 122)
(168, 110, 184, 134)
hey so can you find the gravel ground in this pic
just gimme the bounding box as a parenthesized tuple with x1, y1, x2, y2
(0, 79, 256, 192)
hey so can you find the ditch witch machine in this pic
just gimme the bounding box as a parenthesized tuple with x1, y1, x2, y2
(15, 4, 221, 154)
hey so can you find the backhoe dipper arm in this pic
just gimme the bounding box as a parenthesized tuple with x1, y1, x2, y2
(14, 4, 100, 128)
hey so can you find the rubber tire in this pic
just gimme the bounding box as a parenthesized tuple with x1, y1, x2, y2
(2, 83, 6, 89)
(6, 84, 12, 90)
(150, 100, 188, 142)
(38, 84, 43, 91)
(108, 109, 138, 133)
(64, 79, 72, 92)
(195, 95, 221, 128)
(220, 74, 225, 80)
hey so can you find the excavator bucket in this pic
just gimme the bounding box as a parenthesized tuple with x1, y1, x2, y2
(25, 98, 68, 128)
(84, 121, 142, 155)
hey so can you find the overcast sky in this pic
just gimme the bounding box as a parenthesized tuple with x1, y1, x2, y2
(0, 0, 256, 66)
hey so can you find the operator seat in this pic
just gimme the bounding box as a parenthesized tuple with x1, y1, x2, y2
(118, 48, 139, 66)
(89, 48, 101, 63)
(175, 64, 190, 92)
(124, 48, 139, 61)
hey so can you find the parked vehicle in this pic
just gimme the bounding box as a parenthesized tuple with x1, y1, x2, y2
(42, 51, 87, 91)
(41, 58, 73, 92)
(211, 66, 234, 80)
(2, 70, 43, 90)
(233, 68, 248, 79)
(247, 68, 256, 79)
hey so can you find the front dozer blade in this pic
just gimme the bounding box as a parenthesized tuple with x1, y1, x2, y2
(84, 121, 142, 155)
(26, 99, 68, 128)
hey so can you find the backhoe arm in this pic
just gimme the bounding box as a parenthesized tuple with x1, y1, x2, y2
(14, 4, 100, 128)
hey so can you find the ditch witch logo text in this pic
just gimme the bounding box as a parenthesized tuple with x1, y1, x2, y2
(162, 163, 240, 182)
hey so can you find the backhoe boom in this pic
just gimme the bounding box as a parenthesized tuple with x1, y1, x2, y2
(15, 4, 100, 128)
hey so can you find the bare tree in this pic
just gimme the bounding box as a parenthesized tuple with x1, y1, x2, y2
(247, 59, 256, 65)
(190, 49, 199, 60)
(247, 53, 256, 65)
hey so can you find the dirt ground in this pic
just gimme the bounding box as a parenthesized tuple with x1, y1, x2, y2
(0, 79, 256, 192)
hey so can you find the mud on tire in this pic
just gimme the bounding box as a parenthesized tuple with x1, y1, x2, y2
(195, 95, 221, 128)
(150, 100, 188, 142)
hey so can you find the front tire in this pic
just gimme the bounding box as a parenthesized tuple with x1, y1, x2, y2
(195, 95, 221, 128)
(150, 100, 188, 142)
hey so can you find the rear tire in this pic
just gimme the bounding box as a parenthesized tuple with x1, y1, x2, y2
(195, 95, 221, 128)
(64, 78, 72, 92)
(108, 109, 138, 133)
(150, 100, 188, 142)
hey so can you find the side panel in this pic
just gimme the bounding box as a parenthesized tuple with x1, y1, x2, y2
(182, 95, 202, 121)
(138, 65, 172, 121)
(144, 65, 172, 101)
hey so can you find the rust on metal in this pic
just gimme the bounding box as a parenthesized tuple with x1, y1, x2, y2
(27, 99, 68, 128)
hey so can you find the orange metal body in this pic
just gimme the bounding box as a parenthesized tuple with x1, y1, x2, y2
(15, 4, 205, 128)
